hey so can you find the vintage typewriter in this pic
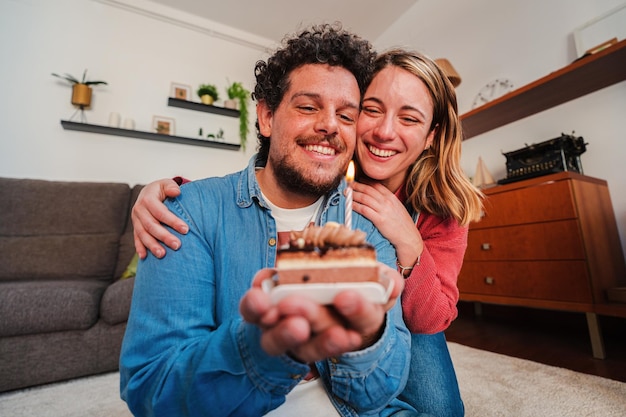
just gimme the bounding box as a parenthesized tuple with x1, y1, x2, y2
(497, 133, 587, 185)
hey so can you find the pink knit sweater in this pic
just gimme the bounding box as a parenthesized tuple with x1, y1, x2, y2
(396, 190, 468, 334)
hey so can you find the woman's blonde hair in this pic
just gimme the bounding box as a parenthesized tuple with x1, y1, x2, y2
(373, 49, 483, 225)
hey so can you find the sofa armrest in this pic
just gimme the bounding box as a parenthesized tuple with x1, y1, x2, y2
(100, 277, 134, 325)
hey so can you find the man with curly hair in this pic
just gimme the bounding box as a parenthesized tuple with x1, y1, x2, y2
(120, 24, 415, 416)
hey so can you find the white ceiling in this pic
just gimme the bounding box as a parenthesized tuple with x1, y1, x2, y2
(147, 0, 419, 43)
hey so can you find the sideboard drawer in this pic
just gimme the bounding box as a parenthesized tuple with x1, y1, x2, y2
(473, 180, 577, 229)
(465, 219, 585, 261)
(459, 261, 593, 303)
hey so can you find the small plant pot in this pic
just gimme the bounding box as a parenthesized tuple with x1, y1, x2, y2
(200, 95, 214, 105)
(224, 99, 238, 109)
(71, 84, 92, 108)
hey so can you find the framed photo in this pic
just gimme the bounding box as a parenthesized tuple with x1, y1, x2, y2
(152, 116, 175, 136)
(170, 82, 192, 101)
(583, 37, 618, 57)
(573, 3, 625, 58)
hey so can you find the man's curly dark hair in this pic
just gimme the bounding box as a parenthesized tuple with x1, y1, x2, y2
(252, 23, 376, 161)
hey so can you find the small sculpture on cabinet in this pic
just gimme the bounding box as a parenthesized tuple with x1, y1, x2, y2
(472, 157, 496, 189)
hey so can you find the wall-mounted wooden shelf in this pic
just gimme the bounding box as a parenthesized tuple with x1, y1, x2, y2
(460, 39, 626, 139)
(61, 120, 241, 151)
(167, 97, 240, 117)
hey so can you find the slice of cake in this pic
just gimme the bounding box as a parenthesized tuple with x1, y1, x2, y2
(275, 222, 378, 285)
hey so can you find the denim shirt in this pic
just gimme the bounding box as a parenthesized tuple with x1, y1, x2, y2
(120, 156, 412, 417)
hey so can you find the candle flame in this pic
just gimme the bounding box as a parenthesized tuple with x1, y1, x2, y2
(346, 160, 355, 182)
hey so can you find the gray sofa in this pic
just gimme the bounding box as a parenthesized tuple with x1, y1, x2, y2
(0, 177, 142, 392)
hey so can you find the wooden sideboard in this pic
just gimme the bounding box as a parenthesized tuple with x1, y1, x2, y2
(459, 172, 626, 358)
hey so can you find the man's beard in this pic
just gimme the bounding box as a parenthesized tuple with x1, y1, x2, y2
(271, 136, 346, 198)
(273, 157, 343, 198)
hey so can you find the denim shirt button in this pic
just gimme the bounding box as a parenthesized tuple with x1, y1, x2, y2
(330, 357, 339, 364)
(268, 237, 277, 246)
(290, 373, 302, 380)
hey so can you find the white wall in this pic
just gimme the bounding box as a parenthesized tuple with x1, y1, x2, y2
(0, 0, 271, 186)
(376, 0, 626, 262)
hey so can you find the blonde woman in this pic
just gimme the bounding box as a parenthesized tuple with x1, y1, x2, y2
(352, 49, 483, 416)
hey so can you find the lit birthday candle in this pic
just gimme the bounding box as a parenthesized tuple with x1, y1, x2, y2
(345, 160, 355, 229)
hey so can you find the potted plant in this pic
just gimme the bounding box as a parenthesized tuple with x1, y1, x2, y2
(197, 84, 219, 105)
(225, 81, 250, 150)
(52, 69, 107, 108)
(207, 128, 225, 141)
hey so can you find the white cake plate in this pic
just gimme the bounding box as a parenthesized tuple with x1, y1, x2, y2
(261, 272, 394, 305)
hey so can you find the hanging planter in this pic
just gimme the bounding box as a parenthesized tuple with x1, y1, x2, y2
(224, 99, 238, 109)
(226, 81, 250, 151)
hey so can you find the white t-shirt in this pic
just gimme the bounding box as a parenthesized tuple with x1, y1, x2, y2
(264, 378, 338, 416)
(261, 193, 339, 416)
(262, 193, 324, 232)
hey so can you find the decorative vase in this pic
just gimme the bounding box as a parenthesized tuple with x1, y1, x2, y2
(71, 84, 92, 108)
(108, 112, 121, 127)
(224, 99, 238, 109)
(200, 95, 214, 105)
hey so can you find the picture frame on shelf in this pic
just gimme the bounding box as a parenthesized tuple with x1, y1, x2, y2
(583, 37, 618, 57)
(170, 82, 192, 101)
(152, 116, 175, 135)
(573, 3, 625, 58)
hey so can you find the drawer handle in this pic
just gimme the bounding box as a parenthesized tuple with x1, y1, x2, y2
(484, 276, 495, 285)
(481, 243, 491, 251)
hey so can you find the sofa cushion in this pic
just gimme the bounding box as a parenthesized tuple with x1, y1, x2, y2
(100, 277, 135, 325)
(0, 178, 132, 282)
(0, 280, 108, 337)
(0, 234, 120, 281)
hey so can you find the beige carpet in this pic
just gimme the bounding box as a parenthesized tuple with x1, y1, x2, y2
(447, 343, 626, 416)
(1, 342, 624, 416)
